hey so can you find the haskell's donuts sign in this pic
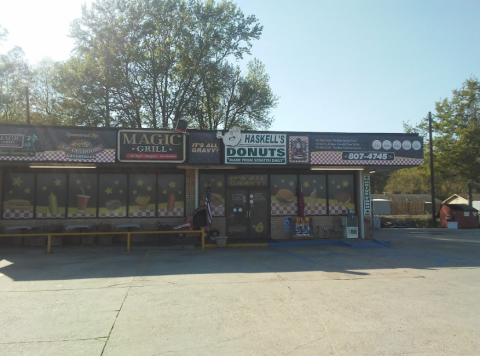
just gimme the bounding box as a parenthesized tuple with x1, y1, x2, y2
(218, 127, 286, 164)
(118, 130, 185, 163)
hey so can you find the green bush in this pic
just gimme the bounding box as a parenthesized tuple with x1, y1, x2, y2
(378, 215, 440, 228)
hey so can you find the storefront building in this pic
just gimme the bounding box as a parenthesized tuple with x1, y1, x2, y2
(0, 125, 424, 240)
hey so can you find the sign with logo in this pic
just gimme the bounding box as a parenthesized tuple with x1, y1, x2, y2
(309, 133, 424, 166)
(363, 174, 371, 216)
(218, 127, 286, 164)
(284, 216, 292, 232)
(188, 132, 220, 164)
(117, 130, 185, 163)
(292, 217, 314, 238)
(0, 126, 116, 163)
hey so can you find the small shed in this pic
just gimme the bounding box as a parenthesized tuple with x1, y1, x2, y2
(373, 199, 390, 215)
(438, 204, 478, 228)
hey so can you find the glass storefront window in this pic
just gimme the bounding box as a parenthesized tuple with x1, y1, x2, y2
(98, 174, 127, 218)
(36, 173, 67, 219)
(128, 174, 156, 217)
(199, 174, 225, 216)
(270, 174, 297, 215)
(158, 174, 185, 217)
(328, 174, 355, 215)
(2, 173, 35, 219)
(300, 174, 327, 215)
(68, 174, 98, 218)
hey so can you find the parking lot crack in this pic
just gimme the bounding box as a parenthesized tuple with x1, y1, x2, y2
(0, 337, 107, 345)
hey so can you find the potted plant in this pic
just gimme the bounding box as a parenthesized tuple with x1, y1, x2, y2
(215, 236, 228, 248)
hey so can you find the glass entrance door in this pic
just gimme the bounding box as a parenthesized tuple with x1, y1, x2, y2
(226, 189, 269, 239)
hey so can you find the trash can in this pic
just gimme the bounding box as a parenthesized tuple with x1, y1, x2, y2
(439, 204, 478, 228)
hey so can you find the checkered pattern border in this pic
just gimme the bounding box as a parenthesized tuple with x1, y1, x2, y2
(36, 212, 65, 218)
(129, 210, 156, 217)
(3, 209, 33, 219)
(304, 203, 327, 215)
(329, 205, 348, 215)
(0, 153, 42, 161)
(271, 201, 298, 215)
(158, 207, 184, 217)
(212, 204, 225, 216)
(310, 152, 424, 166)
(68, 213, 97, 218)
(100, 211, 127, 218)
(0, 150, 115, 163)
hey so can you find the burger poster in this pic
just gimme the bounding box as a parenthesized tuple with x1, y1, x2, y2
(270, 175, 298, 215)
(36, 173, 67, 218)
(98, 174, 128, 218)
(157, 174, 185, 217)
(2, 173, 35, 219)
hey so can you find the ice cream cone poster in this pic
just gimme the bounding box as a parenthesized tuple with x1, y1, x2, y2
(2, 173, 34, 219)
(299, 175, 327, 215)
(35, 173, 67, 218)
(68, 174, 98, 217)
(98, 174, 127, 217)
(128, 174, 156, 217)
(328, 175, 355, 215)
(157, 174, 185, 216)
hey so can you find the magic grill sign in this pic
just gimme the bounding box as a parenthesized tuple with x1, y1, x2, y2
(218, 128, 286, 165)
(118, 130, 185, 163)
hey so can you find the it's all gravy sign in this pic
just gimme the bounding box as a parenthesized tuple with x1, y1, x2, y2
(118, 130, 185, 163)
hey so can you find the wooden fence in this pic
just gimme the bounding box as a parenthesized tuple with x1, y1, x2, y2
(389, 201, 427, 215)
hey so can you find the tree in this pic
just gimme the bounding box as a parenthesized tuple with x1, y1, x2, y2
(29, 59, 66, 125)
(66, 0, 274, 129)
(0, 46, 31, 124)
(187, 58, 278, 130)
(433, 78, 480, 186)
(398, 77, 480, 199)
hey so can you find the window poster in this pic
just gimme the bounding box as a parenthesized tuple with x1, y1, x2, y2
(68, 174, 98, 218)
(157, 174, 185, 217)
(289, 136, 309, 164)
(98, 174, 127, 218)
(199, 174, 225, 216)
(300, 175, 327, 215)
(270, 175, 297, 215)
(36, 174, 67, 218)
(129, 174, 156, 217)
(328, 174, 355, 215)
(3, 173, 35, 219)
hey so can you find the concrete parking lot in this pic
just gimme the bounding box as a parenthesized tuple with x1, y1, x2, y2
(1, 228, 480, 356)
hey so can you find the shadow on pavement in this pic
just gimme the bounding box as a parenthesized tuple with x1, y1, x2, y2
(1, 228, 479, 283)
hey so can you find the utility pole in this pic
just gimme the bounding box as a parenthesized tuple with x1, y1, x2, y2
(428, 112, 436, 227)
(26, 87, 31, 125)
(468, 182, 473, 207)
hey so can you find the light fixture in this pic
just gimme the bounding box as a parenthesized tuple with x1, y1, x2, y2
(369, 170, 376, 174)
(29, 165, 97, 169)
(310, 167, 365, 171)
(176, 165, 237, 170)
